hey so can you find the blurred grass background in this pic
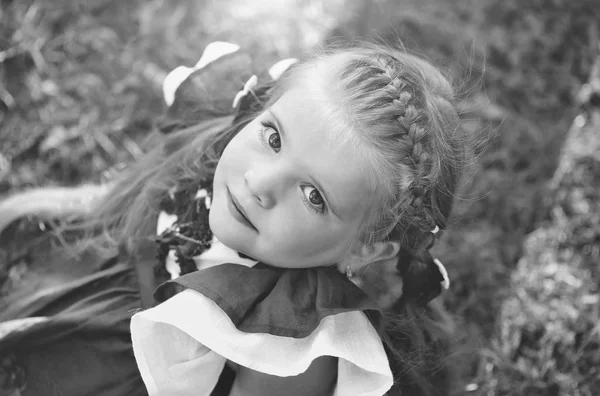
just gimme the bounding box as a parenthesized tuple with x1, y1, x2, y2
(1, 0, 599, 394)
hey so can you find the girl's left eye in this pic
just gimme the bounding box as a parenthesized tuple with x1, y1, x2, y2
(259, 121, 281, 151)
(301, 185, 325, 214)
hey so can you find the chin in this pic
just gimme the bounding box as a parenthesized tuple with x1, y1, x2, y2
(209, 207, 248, 254)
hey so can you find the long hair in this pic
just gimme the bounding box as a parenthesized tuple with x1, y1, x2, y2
(2, 42, 469, 395)
(61, 115, 250, 249)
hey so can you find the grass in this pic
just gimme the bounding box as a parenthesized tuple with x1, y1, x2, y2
(1, 0, 599, 394)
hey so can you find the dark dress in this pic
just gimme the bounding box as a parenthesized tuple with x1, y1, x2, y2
(0, 218, 154, 396)
(0, 215, 385, 396)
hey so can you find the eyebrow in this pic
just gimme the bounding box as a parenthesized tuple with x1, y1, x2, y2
(267, 109, 342, 220)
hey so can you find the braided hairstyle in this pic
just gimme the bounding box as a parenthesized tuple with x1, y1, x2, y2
(114, 43, 466, 394)
(269, 46, 464, 301)
(143, 43, 464, 307)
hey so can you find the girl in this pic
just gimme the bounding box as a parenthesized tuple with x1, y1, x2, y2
(0, 41, 465, 396)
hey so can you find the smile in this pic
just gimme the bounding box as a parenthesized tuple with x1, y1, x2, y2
(227, 188, 257, 231)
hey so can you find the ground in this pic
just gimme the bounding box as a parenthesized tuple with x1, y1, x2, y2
(1, 0, 599, 394)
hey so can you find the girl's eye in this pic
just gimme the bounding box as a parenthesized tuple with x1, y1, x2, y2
(268, 131, 281, 149)
(259, 121, 281, 152)
(301, 185, 325, 214)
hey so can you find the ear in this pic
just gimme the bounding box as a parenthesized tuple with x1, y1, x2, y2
(340, 240, 401, 273)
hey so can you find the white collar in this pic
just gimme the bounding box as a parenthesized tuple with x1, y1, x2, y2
(192, 236, 257, 271)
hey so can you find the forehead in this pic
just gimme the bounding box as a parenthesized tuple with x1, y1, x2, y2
(270, 86, 379, 221)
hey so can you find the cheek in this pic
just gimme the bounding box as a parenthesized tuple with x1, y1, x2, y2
(208, 188, 227, 235)
(219, 131, 254, 172)
(266, 214, 353, 258)
(214, 150, 238, 185)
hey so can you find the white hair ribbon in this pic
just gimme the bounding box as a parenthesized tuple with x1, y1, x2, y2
(163, 41, 241, 106)
(433, 258, 450, 290)
(268, 58, 298, 80)
(232, 75, 258, 108)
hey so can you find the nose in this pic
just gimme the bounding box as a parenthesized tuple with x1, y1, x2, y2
(244, 164, 284, 209)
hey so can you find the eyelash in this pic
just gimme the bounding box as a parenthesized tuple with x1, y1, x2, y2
(301, 186, 326, 216)
(258, 119, 327, 216)
(259, 120, 279, 151)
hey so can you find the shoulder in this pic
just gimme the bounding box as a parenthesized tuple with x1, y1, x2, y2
(228, 356, 338, 396)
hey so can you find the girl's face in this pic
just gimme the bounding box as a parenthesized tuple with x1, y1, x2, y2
(210, 86, 377, 268)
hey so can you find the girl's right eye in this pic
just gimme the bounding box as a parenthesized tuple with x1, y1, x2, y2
(301, 185, 326, 215)
(259, 121, 281, 152)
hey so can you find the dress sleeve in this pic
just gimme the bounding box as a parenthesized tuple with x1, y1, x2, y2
(131, 306, 226, 396)
(131, 289, 393, 396)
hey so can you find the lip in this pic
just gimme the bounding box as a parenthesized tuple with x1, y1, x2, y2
(227, 187, 257, 231)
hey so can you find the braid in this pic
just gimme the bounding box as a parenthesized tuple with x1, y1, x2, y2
(371, 54, 440, 236)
